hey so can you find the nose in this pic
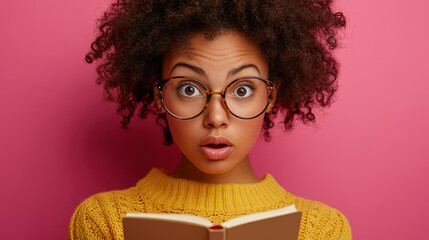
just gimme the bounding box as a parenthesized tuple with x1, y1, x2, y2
(203, 94, 230, 128)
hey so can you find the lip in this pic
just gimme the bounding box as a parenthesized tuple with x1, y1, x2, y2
(199, 136, 233, 160)
(199, 136, 233, 146)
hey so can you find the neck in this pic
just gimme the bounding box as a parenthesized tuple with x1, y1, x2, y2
(168, 153, 261, 184)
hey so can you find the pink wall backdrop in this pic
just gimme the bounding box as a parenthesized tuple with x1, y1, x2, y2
(1, 0, 428, 239)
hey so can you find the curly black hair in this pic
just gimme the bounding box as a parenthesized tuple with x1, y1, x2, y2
(85, 0, 346, 145)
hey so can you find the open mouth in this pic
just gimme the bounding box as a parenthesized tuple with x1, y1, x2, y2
(199, 136, 233, 160)
(203, 143, 229, 149)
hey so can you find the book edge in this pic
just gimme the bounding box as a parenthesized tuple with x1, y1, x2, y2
(221, 204, 299, 228)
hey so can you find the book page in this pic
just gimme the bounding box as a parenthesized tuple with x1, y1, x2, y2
(221, 204, 298, 228)
(125, 212, 213, 228)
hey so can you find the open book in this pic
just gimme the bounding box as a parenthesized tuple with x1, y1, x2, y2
(123, 204, 302, 240)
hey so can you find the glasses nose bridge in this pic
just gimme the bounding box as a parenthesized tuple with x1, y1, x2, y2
(205, 89, 228, 111)
(207, 89, 225, 96)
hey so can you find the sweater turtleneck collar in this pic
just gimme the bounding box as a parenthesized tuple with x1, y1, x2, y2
(136, 168, 295, 214)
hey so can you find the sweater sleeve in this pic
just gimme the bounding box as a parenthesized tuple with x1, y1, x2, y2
(331, 208, 352, 240)
(67, 195, 112, 240)
(312, 204, 352, 240)
(295, 198, 352, 240)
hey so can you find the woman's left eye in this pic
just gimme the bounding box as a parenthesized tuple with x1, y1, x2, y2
(233, 85, 253, 98)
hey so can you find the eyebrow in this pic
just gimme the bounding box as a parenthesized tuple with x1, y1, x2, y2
(169, 63, 261, 80)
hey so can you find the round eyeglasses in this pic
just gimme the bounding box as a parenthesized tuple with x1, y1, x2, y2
(155, 76, 274, 120)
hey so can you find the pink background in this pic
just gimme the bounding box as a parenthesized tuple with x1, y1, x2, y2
(1, 0, 428, 239)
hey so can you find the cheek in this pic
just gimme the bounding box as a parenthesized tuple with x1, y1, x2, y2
(230, 116, 265, 150)
(166, 115, 201, 148)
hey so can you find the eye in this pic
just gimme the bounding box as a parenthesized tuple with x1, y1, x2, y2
(178, 84, 201, 97)
(233, 85, 253, 98)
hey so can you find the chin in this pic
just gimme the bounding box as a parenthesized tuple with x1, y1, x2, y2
(195, 160, 236, 175)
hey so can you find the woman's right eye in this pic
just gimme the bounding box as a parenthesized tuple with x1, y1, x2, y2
(178, 84, 201, 97)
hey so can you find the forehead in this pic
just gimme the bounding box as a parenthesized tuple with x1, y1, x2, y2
(162, 30, 268, 77)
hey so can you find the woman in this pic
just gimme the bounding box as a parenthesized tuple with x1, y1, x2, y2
(68, 0, 351, 239)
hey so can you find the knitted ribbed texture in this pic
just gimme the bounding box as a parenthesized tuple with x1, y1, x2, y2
(68, 168, 351, 239)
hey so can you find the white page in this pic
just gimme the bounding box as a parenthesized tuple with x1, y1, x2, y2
(221, 204, 298, 228)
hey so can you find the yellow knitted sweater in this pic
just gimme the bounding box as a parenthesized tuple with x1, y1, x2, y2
(67, 168, 351, 239)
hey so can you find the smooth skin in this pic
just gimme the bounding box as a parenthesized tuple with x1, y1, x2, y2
(155, 29, 279, 184)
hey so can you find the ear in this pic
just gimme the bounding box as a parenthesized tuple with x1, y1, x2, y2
(153, 85, 166, 114)
(266, 77, 282, 114)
